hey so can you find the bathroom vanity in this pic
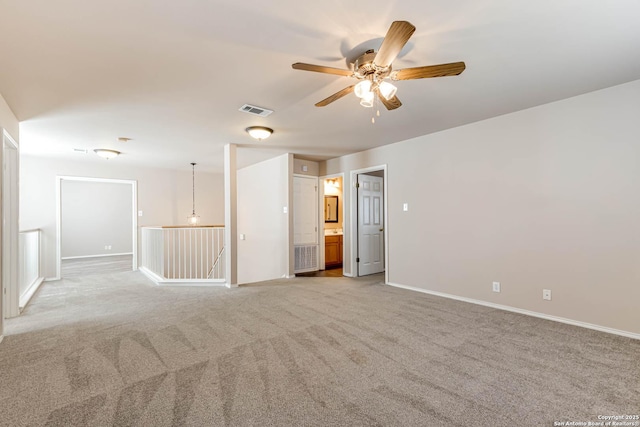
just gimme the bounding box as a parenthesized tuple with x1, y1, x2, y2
(325, 232, 343, 268)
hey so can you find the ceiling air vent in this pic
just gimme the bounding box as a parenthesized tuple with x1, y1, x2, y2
(239, 104, 273, 117)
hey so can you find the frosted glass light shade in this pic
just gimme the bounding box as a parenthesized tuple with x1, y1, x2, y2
(359, 91, 374, 107)
(94, 149, 120, 159)
(245, 126, 273, 140)
(187, 213, 200, 226)
(354, 80, 372, 98)
(379, 81, 397, 100)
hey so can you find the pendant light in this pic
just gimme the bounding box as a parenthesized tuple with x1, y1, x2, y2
(187, 162, 200, 226)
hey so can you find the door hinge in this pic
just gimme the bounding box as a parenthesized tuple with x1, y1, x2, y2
(356, 257, 360, 263)
(355, 182, 360, 188)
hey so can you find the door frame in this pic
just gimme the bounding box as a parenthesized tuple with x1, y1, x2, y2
(349, 165, 388, 283)
(55, 176, 138, 280)
(2, 130, 19, 319)
(318, 172, 345, 271)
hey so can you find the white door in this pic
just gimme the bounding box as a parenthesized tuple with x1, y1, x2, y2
(357, 174, 384, 276)
(293, 176, 319, 273)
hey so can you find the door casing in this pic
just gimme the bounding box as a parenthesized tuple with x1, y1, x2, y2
(349, 165, 388, 283)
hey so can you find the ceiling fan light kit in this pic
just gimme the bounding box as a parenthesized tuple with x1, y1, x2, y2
(245, 126, 273, 140)
(292, 20, 465, 113)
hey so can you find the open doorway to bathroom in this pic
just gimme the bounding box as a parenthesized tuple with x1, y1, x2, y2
(319, 174, 344, 277)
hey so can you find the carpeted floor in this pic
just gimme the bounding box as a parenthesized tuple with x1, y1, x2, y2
(0, 271, 638, 426)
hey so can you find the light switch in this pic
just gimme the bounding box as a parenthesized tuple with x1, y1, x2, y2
(138, 210, 143, 217)
(240, 234, 246, 240)
(403, 203, 409, 212)
(283, 206, 288, 213)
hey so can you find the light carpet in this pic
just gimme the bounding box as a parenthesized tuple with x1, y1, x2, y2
(0, 271, 638, 426)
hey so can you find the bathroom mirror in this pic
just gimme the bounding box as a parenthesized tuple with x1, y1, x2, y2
(324, 196, 338, 222)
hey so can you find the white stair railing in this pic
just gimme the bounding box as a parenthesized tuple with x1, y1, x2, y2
(141, 226, 225, 286)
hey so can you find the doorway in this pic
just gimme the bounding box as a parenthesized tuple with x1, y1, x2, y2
(318, 174, 344, 277)
(350, 166, 387, 279)
(56, 177, 138, 280)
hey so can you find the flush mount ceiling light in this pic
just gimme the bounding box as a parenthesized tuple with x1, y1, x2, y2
(245, 126, 273, 140)
(93, 149, 120, 160)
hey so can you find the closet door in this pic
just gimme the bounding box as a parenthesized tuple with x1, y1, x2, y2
(293, 176, 318, 245)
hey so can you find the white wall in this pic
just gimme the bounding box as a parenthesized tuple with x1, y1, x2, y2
(61, 180, 133, 258)
(322, 79, 640, 336)
(237, 153, 292, 284)
(0, 92, 19, 339)
(20, 155, 224, 278)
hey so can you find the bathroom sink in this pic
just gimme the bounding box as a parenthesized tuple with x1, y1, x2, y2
(324, 229, 343, 236)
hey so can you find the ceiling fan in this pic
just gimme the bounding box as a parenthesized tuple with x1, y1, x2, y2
(292, 21, 465, 111)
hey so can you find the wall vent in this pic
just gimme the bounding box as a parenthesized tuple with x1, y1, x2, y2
(238, 104, 273, 117)
(294, 244, 318, 273)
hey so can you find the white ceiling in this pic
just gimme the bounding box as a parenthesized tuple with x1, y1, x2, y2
(1, 1, 639, 172)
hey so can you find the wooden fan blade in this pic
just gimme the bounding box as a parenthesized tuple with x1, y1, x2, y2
(373, 21, 416, 68)
(375, 88, 402, 110)
(392, 62, 466, 80)
(315, 85, 355, 107)
(292, 63, 354, 77)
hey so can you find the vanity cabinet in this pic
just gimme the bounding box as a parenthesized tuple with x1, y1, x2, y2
(325, 235, 343, 268)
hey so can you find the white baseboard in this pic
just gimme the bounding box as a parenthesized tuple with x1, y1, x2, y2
(61, 252, 133, 260)
(0, 335, 3, 344)
(45, 277, 60, 282)
(226, 282, 239, 288)
(139, 267, 226, 287)
(387, 282, 640, 341)
(19, 277, 45, 310)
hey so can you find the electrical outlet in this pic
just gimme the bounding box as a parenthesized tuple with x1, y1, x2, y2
(543, 289, 552, 301)
(104, 245, 108, 250)
(107, 245, 112, 250)
(403, 203, 409, 212)
(492, 282, 501, 292)
(240, 234, 245, 240)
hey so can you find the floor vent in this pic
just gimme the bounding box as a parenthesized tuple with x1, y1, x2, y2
(238, 104, 273, 117)
(294, 245, 318, 273)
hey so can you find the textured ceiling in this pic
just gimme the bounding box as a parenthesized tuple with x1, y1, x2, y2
(1, 1, 639, 172)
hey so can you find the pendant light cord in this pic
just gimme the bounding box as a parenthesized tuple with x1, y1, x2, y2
(191, 162, 196, 215)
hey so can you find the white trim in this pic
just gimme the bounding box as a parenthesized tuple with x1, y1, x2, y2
(56, 176, 138, 280)
(61, 252, 134, 260)
(19, 277, 44, 310)
(139, 266, 226, 287)
(0, 335, 3, 344)
(350, 165, 388, 283)
(2, 131, 20, 318)
(387, 282, 640, 341)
